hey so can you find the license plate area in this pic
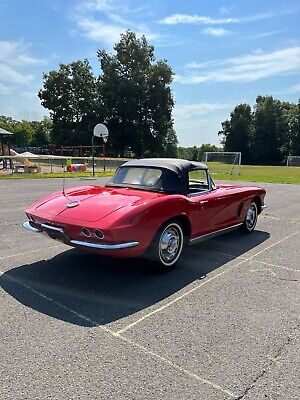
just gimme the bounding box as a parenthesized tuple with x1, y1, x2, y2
(44, 229, 65, 241)
(41, 223, 66, 242)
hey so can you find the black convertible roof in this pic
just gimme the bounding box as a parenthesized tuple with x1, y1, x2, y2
(122, 158, 207, 173)
(108, 158, 208, 195)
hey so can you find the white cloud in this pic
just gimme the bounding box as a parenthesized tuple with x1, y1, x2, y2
(173, 103, 231, 146)
(77, 17, 124, 46)
(76, 16, 159, 47)
(0, 40, 39, 88)
(286, 83, 300, 93)
(72, 0, 159, 48)
(174, 102, 229, 120)
(159, 14, 238, 25)
(0, 40, 45, 66)
(0, 82, 13, 95)
(78, 0, 114, 12)
(17, 55, 45, 65)
(159, 9, 298, 25)
(248, 30, 284, 39)
(219, 6, 231, 16)
(175, 47, 300, 84)
(0, 63, 34, 85)
(202, 27, 231, 37)
(185, 60, 221, 69)
(20, 91, 39, 99)
(77, 0, 149, 15)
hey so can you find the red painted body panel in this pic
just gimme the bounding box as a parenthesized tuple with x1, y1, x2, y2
(25, 182, 266, 258)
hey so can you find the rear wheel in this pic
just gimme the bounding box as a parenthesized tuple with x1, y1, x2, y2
(241, 202, 258, 233)
(148, 221, 184, 270)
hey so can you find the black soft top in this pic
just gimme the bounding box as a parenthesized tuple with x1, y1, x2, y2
(107, 158, 208, 195)
(123, 158, 207, 173)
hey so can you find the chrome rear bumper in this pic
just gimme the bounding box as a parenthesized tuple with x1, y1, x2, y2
(22, 221, 139, 250)
(70, 239, 139, 250)
(23, 221, 42, 233)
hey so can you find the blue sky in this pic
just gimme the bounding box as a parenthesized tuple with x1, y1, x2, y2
(0, 0, 299, 146)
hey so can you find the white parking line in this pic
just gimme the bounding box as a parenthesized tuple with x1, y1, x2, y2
(0, 230, 298, 398)
(211, 250, 300, 272)
(115, 231, 299, 335)
(248, 259, 300, 272)
(0, 270, 238, 398)
(116, 333, 238, 398)
(0, 271, 103, 327)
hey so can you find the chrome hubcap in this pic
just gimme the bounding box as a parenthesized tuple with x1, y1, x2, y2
(159, 226, 182, 264)
(246, 204, 257, 230)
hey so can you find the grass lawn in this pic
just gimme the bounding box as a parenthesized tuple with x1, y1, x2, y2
(0, 171, 114, 180)
(0, 165, 299, 184)
(211, 165, 300, 184)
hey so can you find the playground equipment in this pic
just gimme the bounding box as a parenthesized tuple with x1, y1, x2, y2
(66, 158, 88, 172)
(10, 149, 41, 173)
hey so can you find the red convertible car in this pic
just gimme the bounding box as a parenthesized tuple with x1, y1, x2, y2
(23, 158, 266, 269)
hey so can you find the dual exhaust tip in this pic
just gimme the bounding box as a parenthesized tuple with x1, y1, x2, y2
(82, 227, 104, 239)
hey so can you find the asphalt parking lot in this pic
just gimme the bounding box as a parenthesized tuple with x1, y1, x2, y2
(0, 178, 299, 400)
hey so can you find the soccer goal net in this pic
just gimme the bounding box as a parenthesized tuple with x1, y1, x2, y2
(286, 156, 300, 167)
(202, 152, 242, 175)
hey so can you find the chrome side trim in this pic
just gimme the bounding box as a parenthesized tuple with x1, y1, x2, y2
(41, 223, 64, 233)
(189, 223, 243, 245)
(23, 221, 42, 233)
(70, 240, 139, 250)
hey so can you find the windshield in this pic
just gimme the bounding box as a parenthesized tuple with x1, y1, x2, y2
(107, 166, 163, 187)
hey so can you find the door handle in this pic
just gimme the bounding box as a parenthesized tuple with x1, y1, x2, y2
(200, 200, 208, 208)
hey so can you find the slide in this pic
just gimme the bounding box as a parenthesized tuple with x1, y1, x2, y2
(10, 149, 35, 167)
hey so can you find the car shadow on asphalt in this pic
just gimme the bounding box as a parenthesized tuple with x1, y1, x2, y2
(0, 230, 270, 327)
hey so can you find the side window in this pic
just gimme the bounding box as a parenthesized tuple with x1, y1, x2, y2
(188, 169, 209, 194)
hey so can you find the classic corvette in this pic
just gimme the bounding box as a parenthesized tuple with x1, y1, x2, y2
(23, 158, 267, 269)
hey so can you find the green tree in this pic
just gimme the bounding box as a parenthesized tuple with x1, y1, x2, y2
(0, 115, 16, 133)
(177, 144, 221, 161)
(176, 146, 198, 160)
(13, 121, 34, 145)
(253, 96, 286, 164)
(31, 117, 52, 146)
(38, 60, 98, 145)
(98, 30, 176, 157)
(286, 100, 300, 156)
(177, 146, 188, 159)
(198, 143, 220, 160)
(163, 128, 178, 157)
(218, 104, 253, 163)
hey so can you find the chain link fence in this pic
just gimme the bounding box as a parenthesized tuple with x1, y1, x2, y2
(0, 155, 129, 175)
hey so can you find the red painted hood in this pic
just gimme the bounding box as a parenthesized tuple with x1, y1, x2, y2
(34, 186, 163, 222)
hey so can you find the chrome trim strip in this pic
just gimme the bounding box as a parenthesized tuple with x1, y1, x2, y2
(41, 223, 64, 233)
(189, 223, 243, 245)
(70, 239, 139, 250)
(23, 221, 42, 233)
